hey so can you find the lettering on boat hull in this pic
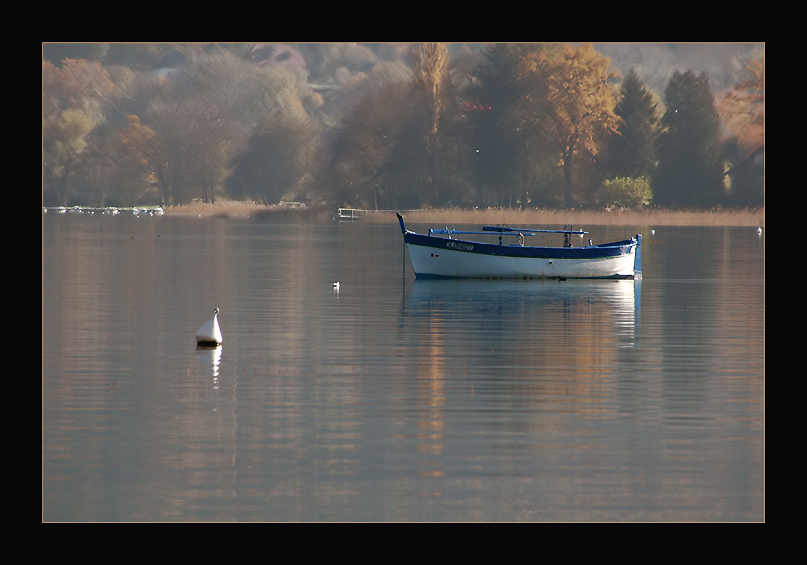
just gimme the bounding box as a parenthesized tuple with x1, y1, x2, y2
(446, 241, 474, 252)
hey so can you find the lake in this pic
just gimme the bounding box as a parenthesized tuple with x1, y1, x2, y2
(42, 211, 765, 522)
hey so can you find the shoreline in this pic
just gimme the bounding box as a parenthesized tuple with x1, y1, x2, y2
(163, 201, 765, 227)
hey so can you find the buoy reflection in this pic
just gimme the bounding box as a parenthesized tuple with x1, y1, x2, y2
(196, 344, 222, 388)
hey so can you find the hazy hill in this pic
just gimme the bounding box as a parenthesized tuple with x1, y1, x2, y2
(42, 42, 764, 95)
(593, 42, 764, 93)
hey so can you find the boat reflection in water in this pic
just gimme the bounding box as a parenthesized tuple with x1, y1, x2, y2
(402, 278, 641, 355)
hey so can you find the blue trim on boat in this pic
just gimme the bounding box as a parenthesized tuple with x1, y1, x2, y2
(412, 272, 634, 280)
(634, 234, 642, 274)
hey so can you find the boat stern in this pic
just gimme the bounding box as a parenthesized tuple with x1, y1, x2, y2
(634, 234, 642, 279)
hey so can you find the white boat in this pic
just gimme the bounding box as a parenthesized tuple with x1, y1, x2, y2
(397, 213, 642, 280)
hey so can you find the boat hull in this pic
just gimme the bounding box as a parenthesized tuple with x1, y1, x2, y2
(398, 215, 640, 279)
(406, 241, 636, 279)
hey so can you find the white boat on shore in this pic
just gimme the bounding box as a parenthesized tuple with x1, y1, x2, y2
(397, 213, 642, 280)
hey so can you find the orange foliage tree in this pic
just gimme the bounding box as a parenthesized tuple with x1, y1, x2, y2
(513, 44, 621, 207)
(116, 114, 171, 206)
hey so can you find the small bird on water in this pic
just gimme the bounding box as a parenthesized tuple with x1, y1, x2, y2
(196, 307, 222, 346)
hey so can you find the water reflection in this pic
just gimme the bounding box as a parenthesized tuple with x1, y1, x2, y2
(43, 217, 764, 521)
(396, 278, 645, 492)
(403, 278, 641, 348)
(196, 345, 222, 387)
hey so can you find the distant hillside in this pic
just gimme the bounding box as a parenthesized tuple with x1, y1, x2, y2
(42, 42, 764, 95)
(594, 42, 764, 93)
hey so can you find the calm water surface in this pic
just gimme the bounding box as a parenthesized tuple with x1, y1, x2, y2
(42, 212, 764, 521)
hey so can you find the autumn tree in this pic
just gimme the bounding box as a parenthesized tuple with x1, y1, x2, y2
(90, 126, 156, 206)
(411, 43, 450, 205)
(721, 55, 764, 140)
(324, 45, 455, 209)
(412, 42, 448, 136)
(720, 56, 764, 204)
(43, 58, 121, 205)
(192, 49, 321, 128)
(654, 70, 724, 206)
(143, 92, 226, 206)
(43, 108, 96, 205)
(43, 58, 119, 124)
(116, 113, 171, 205)
(513, 44, 621, 207)
(226, 114, 319, 205)
(182, 97, 240, 203)
(324, 81, 424, 209)
(115, 94, 239, 206)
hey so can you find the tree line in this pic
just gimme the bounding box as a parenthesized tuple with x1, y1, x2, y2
(42, 43, 764, 210)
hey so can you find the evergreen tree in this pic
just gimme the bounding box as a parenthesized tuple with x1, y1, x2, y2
(466, 43, 529, 206)
(654, 70, 724, 205)
(608, 69, 659, 178)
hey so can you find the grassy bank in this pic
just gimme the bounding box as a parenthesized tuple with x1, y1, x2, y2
(165, 201, 764, 227)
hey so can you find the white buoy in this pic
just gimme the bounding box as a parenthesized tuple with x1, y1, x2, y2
(196, 307, 222, 346)
(757, 227, 762, 235)
(333, 282, 340, 293)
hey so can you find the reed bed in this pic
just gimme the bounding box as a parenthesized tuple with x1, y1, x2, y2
(166, 201, 764, 227)
(165, 200, 267, 217)
(165, 200, 326, 220)
(368, 207, 765, 227)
